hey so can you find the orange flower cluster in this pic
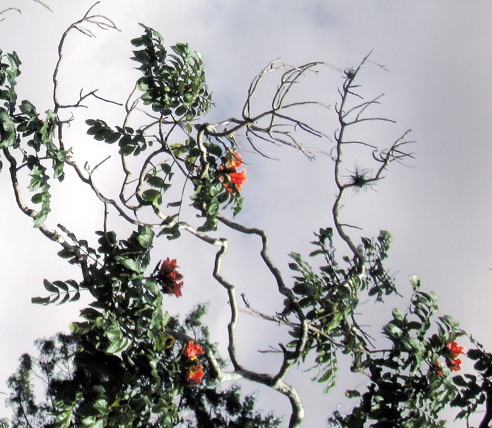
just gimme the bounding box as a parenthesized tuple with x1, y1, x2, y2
(445, 340, 466, 372)
(432, 340, 467, 375)
(184, 341, 205, 385)
(157, 258, 183, 297)
(219, 151, 247, 193)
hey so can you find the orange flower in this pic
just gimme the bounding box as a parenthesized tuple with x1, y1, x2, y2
(156, 258, 184, 297)
(184, 341, 205, 359)
(224, 170, 247, 192)
(446, 357, 463, 371)
(219, 150, 247, 194)
(159, 258, 179, 275)
(167, 270, 183, 281)
(446, 341, 466, 358)
(186, 359, 204, 385)
(224, 151, 243, 169)
(186, 365, 204, 385)
(164, 281, 183, 297)
(432, 361, 443, 375)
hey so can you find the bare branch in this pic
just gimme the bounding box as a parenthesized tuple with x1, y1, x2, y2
(52, 2, 120, 112)
(0, 8, 20, 21)
(32, 0, 52, 11)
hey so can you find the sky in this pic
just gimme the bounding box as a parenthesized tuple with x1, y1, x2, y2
(1, 1, 492, 427)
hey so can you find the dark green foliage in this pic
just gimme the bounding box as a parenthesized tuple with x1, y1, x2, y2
(178, 385, 282, 428)
(283, 228, 397, 392)
(83, 27, 242, 229)
(131, 24, 212, 120)
(0, 49, 62, 227)
(328, 278, 465, 427)
(7, 354, 45, 427)
(6, 329, 281, 428)
(451, 341, 492, 425)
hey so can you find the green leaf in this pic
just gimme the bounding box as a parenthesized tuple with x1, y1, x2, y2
(31, 296, 51, 305)
(392, 308, 404, 321)
(137, 225, 154, 248)
(43, 279, 59, 293)
(0, 110, 16, 148)
(142, 189, 162, 204)
(92, 399, 109, 415)
(105, 131, 121, 144)
(34, 209, 49, 228)
(146, 175, 165, 188)
(57, 293, 70, 305)
(52, 280, 68, 291)
(106, 338, 128, 354)
(144, 280, 160, 296)
(345, 390, 361, 398)
(19, 100, 36, 115)
(69, 321, 93, 334)
(31, 192, 45, 204)
(70, 291, 81, 302)
(383, 322, 402, 339)
(120, 258, 142, 272)
(161, 163, 172, 174)
(57, 248, 74, 259)
(401, 336, 425, 354)
(452, 375, 467, 387)
(80, 308, 102, 321)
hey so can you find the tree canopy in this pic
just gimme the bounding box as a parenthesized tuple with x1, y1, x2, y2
(1, 2, 492, 428)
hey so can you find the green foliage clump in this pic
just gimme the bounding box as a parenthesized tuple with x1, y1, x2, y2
(131, 24, 212, 121)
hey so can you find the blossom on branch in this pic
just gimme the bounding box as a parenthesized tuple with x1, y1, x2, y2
(159, 258, 179, 275)
(224, 170, 247, 192)
(155, 258, 184, 297)
(184, 340, 205, 359)
(219, 150, 247, 194)
(163, 281, 183, 297)
(186, 361, 205, 385)
(183, 341, 205, 385)
(445, 341, 467, 358)
(435, 340, 467, 372)
(446, 358, 463, 372)
(224, 150, 243, 169)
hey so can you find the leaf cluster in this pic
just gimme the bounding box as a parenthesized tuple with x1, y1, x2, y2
(331, 277, 464, 427)
(451, 341, 492, 424)
(131, 24, 212, 121)
(0, 50, 64, 227)
(284, 228, 397, 391)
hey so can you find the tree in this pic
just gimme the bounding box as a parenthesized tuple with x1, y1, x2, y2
(1, 2, 492, 427)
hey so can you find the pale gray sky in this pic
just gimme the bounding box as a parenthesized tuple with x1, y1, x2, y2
(1, 1, 491, 426)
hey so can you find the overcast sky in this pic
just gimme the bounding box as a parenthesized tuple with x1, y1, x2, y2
(1, 1, 492, 426)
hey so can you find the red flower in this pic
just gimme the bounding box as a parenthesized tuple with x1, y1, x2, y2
(184, 341, 205, 359)
(163, 281, 183, 297)
(156, 258, 184, 297)
(159, 258, 179, 275)
(446, 341, 466, 358)
(446, 357, 463, 371)
(432, 361, 443, 375)
(219, 151, 247, 194)
(222, 170, 247, 193)
(167, 270, 183, 281)
(224, 151, 243, 169)
(186, 365, 204, 385)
